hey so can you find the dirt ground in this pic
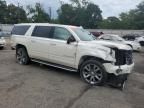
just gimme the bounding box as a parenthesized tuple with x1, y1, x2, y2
(0, 43, 144, 108)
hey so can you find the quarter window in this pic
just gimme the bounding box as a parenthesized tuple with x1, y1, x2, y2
(11, 25, 30, 35)
(53, 27, 71, 40)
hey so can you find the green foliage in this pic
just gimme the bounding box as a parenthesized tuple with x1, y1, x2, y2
(85, 3, 102, 28)
(0, 0, 27, 24)
(99, 1, 144, 30)
(119, 1, 144, 29)
(99, 16, 121, 29)
(0, 0, 8, 23)
(58, 0, 102, 28)
(57, 4, 76, 25)
(7, 4, 27, 24)
(133, 1, 144, 29)
(0, 0, 144, 29)
(0, 0, 50, 24)
(27, 3, 50, 23)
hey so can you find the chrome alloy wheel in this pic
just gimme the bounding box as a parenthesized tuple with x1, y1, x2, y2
(16, 49, 27, 64)
(82, 64, 103, 85)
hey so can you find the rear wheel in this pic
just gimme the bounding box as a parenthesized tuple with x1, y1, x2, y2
(0, 47, 4, 50)
(80, 60, 107, 86)
(16, 47, 30, 65)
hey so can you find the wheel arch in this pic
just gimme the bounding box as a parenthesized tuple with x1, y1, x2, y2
(126, 44, 133, 49)
(16, 44, 29, 56)
(78, 55, 110, 70)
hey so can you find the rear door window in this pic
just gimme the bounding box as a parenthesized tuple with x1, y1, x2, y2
(11, 25, 30, 35)
(32, 26, 53, 38)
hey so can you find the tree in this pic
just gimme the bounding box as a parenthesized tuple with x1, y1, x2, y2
(6, 4, 27, 24)
(119, 11, 135, 29)
(57, 4, 76, 25)
(0, 0, 7, 23)
(99, 16, 121, 29)
(27, 3, 50, 23)
(58, 0, 102, 28)
(85, 3, 102, 28)
(119, 1, 144, 29)
(133, 1, 144, 29)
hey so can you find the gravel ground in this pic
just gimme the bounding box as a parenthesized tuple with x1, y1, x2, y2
(0, 44, 144, 108)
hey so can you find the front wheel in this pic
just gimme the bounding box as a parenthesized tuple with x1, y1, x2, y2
(16, 47, 30, 65)
(117, 81, 126, 91)
(80, 60, 107, 86)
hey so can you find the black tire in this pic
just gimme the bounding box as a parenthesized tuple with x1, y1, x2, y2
(80, 60, 107, 86)
(0, 47, 4, 50)
(11, 47, 15, 50)
(139, 41, 144, 46)
(16, 47, 30, 65)
(118, 81, 126, 91)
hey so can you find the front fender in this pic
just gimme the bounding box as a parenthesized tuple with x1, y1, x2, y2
(75, 48, 115, 69)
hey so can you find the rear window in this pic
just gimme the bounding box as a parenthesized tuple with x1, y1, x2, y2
(11, 25, 30, 35)
(32, 26, 53, 38)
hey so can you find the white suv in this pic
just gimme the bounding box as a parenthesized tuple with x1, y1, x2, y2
(11, 23, 134, 89)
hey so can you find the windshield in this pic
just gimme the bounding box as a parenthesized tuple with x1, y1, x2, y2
(71, 28, 96, 41)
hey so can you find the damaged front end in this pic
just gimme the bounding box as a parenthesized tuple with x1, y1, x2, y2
(103, 48, 134, 90)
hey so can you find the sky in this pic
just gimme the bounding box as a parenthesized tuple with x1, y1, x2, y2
(5, 0, 144, 19)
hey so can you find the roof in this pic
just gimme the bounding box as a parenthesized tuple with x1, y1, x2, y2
(14, 23, 80, 28)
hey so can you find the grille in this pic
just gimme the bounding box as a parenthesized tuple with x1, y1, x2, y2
(114, 49, 133, 65)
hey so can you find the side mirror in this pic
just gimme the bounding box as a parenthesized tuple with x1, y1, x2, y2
(67, 36, 76, 44)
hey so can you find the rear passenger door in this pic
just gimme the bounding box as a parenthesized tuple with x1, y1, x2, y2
(29, 26, 53, 60)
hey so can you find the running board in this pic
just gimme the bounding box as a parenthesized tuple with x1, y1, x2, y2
(31, 59, 77, 72)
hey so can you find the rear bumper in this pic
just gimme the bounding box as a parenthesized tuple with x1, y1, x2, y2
(103, 63, 134, 76)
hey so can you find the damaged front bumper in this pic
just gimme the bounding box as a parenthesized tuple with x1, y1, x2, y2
(103, 63, 134, 89)
(103, 63, 134, 76)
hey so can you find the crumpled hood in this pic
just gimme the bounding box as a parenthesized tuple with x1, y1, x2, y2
(80, 41, 111, 52)
(90, 40, 132, 50)
(79, 41, 115, 62)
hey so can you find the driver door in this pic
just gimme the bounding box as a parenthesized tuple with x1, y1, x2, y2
(48, 27, 77, 68)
